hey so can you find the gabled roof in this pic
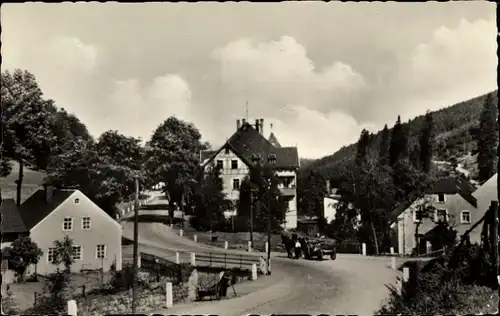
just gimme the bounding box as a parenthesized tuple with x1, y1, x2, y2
(201, 122, 299, 170)
(388, 177, 477, 224)
(1, 198, 28, 234)
(18, 189, 75, 230)
(268, 132, 281, 148)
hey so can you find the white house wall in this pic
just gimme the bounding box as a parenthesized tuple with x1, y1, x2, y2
(206, 148, 250, 204)
(323, 197, 338, 224)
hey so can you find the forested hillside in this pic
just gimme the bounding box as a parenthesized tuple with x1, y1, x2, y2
(302, 90, 498, 183)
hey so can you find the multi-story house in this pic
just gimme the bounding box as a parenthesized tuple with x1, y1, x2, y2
(200, 118, 300, 229)
(389, 177, 478, 255)
(1, 185, 122, 278)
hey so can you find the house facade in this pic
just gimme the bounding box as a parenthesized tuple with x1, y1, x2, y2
(1, 186, 122, 277)
(200, 118, 300, 229)
(390, 177, 477, 255)
(472, 173, 497, 214)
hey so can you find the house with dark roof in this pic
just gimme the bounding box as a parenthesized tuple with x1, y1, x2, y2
(200, 118, 300, 229)
(389, 176, 478, 255)
(472, 173, 497, 215)
(0, 185, 122, 277)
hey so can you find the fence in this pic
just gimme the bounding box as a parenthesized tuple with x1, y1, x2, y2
(194, 252, 261, 272)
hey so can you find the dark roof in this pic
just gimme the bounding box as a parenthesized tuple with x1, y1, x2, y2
(388, 177, 477, 225)
(201, 123, 299, 169)
(268, 132, 282, 148)
(18, 189, 75, 230)
(200, 150, 216, 162)
(1, 198, 28, 233)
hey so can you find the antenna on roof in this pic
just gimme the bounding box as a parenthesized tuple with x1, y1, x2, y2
(270, 123, 273, 131)
(245, 100, 249, 121)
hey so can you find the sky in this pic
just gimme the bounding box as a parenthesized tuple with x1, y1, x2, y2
(1, 2, 497, 159)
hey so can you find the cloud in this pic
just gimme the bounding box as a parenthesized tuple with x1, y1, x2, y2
(210, 35, 369, 157)
(46, 36, 98, 74)
(106, 74, 193, 140)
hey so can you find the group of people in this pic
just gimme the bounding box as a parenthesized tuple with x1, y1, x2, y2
(281, 233, 327, 259)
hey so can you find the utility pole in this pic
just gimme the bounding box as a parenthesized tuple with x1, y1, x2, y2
(131, 175, 139, 313)
(249, 188, 254, 247)
(266, 153, 276, 275)
(492, 200, 499, 312)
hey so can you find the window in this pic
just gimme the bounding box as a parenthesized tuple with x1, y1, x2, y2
(74, 198, 80, 204)
(413, 210, 421, 223)
(224, 147, 230, 155)
(437, 193, 446, 203)
(63, 217, 73, 231)
(96, 244, 106, 259)
(72, 246, 82, 260)
(435, 209, 448, 222)
(47, 248, 56, 263)
(216, 160, 223, 169)
(82, 217, 91, 230)
(460, 211, 471, 224)
(233, 179, 240, 190)
(231, 160, 238, 169)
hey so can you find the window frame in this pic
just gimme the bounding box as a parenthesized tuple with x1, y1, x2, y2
(460, 210, 471, 224)
(47, 247, 56, 264)
(96, 244, 107, 259)
(437, 193, 446, 203)
(62, 217, 74, 231)
(435, 208, 448, 222)
(232, 178, 240, 190)
(216, 160, 223, 169)
(72, 245, 83, 260)
(82, 216, 91, 230)
(231, 160, 238, 170)
(224, 147, 230, 155)
(74, 198, 80, 204)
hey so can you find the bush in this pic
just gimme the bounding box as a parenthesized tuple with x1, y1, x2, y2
(26, 270, 71, 314)
(109, 264, 135, 292)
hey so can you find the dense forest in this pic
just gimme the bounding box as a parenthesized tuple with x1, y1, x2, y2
(302, 90, 498, 183)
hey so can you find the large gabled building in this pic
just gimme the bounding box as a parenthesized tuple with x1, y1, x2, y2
(200, 118, 300, 229)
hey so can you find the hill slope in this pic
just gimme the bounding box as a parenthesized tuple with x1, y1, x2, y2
(0, 161, 46, 202)
(302, 90, 497, 182)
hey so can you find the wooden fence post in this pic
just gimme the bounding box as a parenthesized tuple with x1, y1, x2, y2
(166, 282, 173, 308)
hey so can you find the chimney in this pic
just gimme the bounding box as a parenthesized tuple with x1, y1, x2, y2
(242, 118, 246, 126)
(260, 118, 264, 135)
(237, 119, 241, 130)
(44, 184, 54, 203)
(326, 180, 331, 195)
(255, 119, 260, 132)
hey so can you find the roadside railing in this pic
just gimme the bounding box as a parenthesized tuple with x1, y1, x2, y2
(195, 252, 261, 271)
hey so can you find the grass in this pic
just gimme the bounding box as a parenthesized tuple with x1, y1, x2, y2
(1, 271, 113, 313)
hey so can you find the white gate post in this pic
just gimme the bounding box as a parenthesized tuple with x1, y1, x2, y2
(67, 300, 77, 316)
(390, 257, 396, 270)
(190, 252, 196, 266)
(224, 241, 228, 249)
(362, 243, 367, 256)
(166, 282, 173, 308)
(194, 235, 197, 243)
(390, 247, 394, 255)
(251, 264, 258, 280)
(179, 229, 184, 237)
(176, 252, 180, 265)
(248, 241, 252, 252)
(265, 242, 269, 254)
(137, 252, 141, 268)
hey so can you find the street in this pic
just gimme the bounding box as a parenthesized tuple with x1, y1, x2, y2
(122, 197, 402, 315)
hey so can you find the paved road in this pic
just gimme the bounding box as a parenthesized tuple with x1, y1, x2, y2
(121, 193, 401, 315)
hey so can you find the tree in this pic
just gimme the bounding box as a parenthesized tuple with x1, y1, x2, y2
(378, 124, 390, 166)
(9, 237, 43, 282)
(145, 117, 206, 223)
(419, 111, 434, 173)
(355, 129, 371, 167)
(1, 69, 57, 206)
(412, 195, 438, 251)
(297, 170, 327, 220)
(192, 163, 227, 231)
(238, 163, 287, 231)
(475, 93, 498, 183)
(325, 201, 360, 243)
(52, 236, 75, 273)
(389, 115, 408, 167)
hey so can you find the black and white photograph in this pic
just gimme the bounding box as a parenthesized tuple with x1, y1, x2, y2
(0, 2, 498, 315)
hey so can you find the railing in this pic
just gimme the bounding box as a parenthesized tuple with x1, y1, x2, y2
(195, 252, 260, 271)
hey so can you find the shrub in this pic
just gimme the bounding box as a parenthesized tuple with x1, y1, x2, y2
(26, 269, 71, 314)
(109, 264, 135, 292)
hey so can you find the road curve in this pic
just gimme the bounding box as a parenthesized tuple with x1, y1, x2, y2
(122, 218, 401, 315)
